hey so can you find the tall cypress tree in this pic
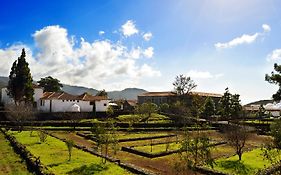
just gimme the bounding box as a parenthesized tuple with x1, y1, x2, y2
(7, 48, 34, 105)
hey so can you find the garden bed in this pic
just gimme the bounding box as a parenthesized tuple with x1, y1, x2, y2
(9, 131, 132, 175)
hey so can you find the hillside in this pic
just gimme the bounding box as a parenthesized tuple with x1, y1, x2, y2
(0, 76, 146, 100)
(244, 99, 274, 106)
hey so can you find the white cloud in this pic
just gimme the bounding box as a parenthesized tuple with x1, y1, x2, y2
(143, 47, 154, 58)
(267, 49, 281, 61)
(129, 47, 141, 59)
(262, 24, 271, 32)
(215, 24, 271, 49)
(215, 33, 259, 49)
(187, 70, 223, 79)
(0, 25, 160, 90)
(99, 31, 105, 35)
(143, 32, 152, 41)
(121, 20, 139, 37)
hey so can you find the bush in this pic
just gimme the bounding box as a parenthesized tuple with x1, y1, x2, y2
(37, 130, 47, 143)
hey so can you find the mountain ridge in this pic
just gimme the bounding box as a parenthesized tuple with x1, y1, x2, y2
(0, 76, 147, 100)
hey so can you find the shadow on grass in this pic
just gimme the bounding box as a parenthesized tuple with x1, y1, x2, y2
(218, 160, 251, 175)
(66, 163, 108, 175)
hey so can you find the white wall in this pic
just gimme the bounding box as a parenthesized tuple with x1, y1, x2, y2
(38, 99, 95, 112)
(95, 100, 110, 112)
(1, 88, 13, 104)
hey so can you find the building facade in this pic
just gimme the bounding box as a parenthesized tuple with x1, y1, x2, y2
(138, 91, 222, 106)
(1, 87, 110, 113)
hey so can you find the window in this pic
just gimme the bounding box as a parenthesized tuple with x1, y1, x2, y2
(104, 103, 107, 106)
(77, 100, 79, 102)
(40, 100, 45, 106)
(62, 100, 64, 102)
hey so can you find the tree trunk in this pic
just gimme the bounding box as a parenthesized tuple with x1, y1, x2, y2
(238, 152, 242, 161)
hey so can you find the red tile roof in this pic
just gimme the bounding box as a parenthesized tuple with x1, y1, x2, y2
(41, 92, 108, 101)
(138, 91, 222, 98)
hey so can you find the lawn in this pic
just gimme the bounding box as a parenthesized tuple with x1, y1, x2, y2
(80, 131, 173, 141)
(133, 142, 181, 153)
(117, 113, 171, 123)
(211, 148, 271, 175)
(10, 131, 131, 175)
(0, 132, 32, 175)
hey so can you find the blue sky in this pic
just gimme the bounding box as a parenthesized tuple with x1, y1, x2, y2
(1, 0, 281, 104)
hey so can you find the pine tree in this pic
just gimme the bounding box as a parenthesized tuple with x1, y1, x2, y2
(201, 97, 216, 119)
(7, 48, 34, 105)
(219, 88, 232, 121)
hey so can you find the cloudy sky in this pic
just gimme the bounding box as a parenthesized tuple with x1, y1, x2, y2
(1, 0, 281, 104)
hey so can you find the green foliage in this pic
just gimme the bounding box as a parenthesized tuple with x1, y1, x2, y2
(136, 102, 158, 122)
(91, 120, 120, 163)
(96, 89, 108, 97)
(175, 127, 214, 172)
(67, 163, 108, 175)
(256, 105, 266, 118)
(0, 133, 32, 175)
(270, 118, 281, 149)
(37, 130, 48, 143)
(212, 149, 272, 175)
(65, 139, 74, 161)
(218, 88, 242, 121)
(38, 76, 63, 92)
(201, 97, 216, 119)
(265, 63, 281, 101)
(159, 103, 169, 113)
(106, 106, 114, 116)
(223, 124, 250, 161)
(7, 48, 34, 104)
(10, 131, 130, 175)
(173, 74, 197, 96)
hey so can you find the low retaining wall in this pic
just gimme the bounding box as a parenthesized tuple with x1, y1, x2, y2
(77, 132, 176, 143)
(0, 129, 53, 175)
(122, 141, 227, 158)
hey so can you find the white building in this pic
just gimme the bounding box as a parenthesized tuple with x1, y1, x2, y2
(1, 84, 44, 106)
(1, 86, 110, 113)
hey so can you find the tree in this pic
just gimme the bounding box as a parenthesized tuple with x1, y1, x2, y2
(173, 74, 197, 96)
(230, 94, 242, 119)
(106, 106, 114, 117)
(223, 124, 250, 161)
(65, 139, 74, 161)
(136, 102, 158, 123)
(218, 88, 232, 120)
(175, 126, 214, 173)
(265, 63, 281, 101)
(256, 105, 266, 119)
(201, 97, 216, 120)
(218, 88, 242, 121)
(7, 48, 34, 105)
(159, 103, 169, 113)
(38, 76, 63, 92)
(261, 119, 281, 169)
(5, 103, 36, 132)
(96, 89, 108, 97)
(91, 120, 119, 164)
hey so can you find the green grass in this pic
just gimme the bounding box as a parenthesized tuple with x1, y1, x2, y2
(81, 131, 171, 140)
(10, 131, 131, 175)
(211, 148, 271, 175)
(134, 142, 181, 153)
(117, 113, 171, 123)
(0, 132, 32, 175)
(242, 120, 273, 125)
